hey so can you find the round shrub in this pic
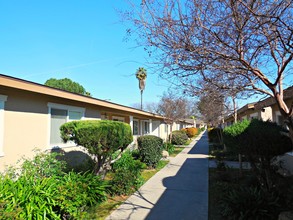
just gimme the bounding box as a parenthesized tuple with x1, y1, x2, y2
(171, 130, 188, 145)
(137, 135, 163, 168)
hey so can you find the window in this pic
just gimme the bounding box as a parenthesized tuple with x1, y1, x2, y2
(142, 120, 150, 135)
(48, 103, 84, 147)
(0, 95, 7, 156)
(165, 124, 168, 133)
(133, 120, 139, 135)
(112, 116, 125, 122)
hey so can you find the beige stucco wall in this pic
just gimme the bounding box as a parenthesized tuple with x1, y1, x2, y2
(0, 87, 103, 172)
(0, 88, 50, 171)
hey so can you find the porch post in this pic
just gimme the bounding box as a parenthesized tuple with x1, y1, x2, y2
(129, 116, 133, 134)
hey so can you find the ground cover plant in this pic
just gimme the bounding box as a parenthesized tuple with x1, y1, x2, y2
(209, 168, 293, 220)
(0, 151, 107, 219)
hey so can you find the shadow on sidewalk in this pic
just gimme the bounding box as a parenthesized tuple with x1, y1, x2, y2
(145, 135, 209, 220)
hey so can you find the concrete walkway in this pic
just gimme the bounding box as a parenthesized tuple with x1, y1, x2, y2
(106, 132, 209, 220)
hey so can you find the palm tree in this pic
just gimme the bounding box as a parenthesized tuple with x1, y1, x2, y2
(135, 67, 147, 109)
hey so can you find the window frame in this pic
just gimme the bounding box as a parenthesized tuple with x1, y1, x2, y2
(47, 103, 85, 149)
(0, 95, 7, 157)
(133, 119, 139, 135)
(142, 120, 150, 135)
(112, 116, 125, 122)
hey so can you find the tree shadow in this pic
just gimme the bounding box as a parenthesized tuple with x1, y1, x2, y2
(145, 158, 209, 220)
(143, 133, 209, 220)
(51, 148, 95, 173)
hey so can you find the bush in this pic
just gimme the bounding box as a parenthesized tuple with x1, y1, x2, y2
(208, 127, 223, 143)
(182, 127, 198, 138)
(171, 130, 188, 145)
(163, 142, 175, 154)
(60, 120, 133, 174)
(137, 135, 163, 168)
(110, 151, 144, 195)
(220, 186, 282, 220)
(0, 151, 107, 219)
(223, 119, 293, 191)
(238, 119, 292, 190)
(56, 172, 107, 218)
(20, 150, 66, 179)
(223, 119, 250, 154)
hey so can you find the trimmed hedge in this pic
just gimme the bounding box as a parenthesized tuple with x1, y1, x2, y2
(223, 119, 250, 154)
(171, 130, 188, 145)
(60, 120, 133, 174)
(137, 135, 163, 168)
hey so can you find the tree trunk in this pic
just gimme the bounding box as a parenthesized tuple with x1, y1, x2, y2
(273, 88, 293, 143)
(232, 96, 243, 176)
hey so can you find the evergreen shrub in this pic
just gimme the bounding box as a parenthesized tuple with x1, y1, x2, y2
(110, 151, 144, 195)
(223, 119, 250, 154)
(137, 135, 163, 168)
(171, 130, 188, 145)
(60, 120, 133, 174)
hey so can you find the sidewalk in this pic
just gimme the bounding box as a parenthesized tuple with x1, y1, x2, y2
(106, 132, 209, 220)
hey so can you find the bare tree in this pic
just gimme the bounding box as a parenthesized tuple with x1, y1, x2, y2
(126, 0, 293, 142)
(157, 91, 189, 142)
(131, 101, 159, 113)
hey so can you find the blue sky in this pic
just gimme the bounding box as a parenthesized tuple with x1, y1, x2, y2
(0, 1, 170, 106)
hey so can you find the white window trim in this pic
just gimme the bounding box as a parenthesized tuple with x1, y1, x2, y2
(47, 102, 85, 149)
(112, 116, 125, 122)
(142, 120, 150, 135)
(0, 95, 7, 157)
(133, 119, 139, 136)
